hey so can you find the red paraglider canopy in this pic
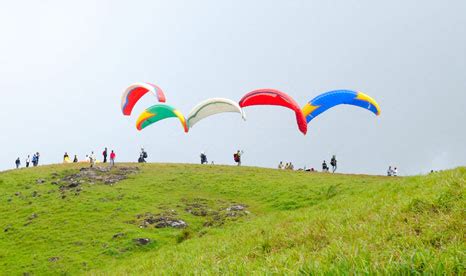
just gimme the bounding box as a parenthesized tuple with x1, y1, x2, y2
(121, 82, 166, 116)
(239, 89, 308, 135)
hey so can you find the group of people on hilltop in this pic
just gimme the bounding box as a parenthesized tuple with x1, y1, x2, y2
(61, 148, 116, 168)
(15, 152, 40, 169)
(322, 155, 337, 173)
(12, 148, 402, 176)
(322, 156, 338, 173)
(198, 150, 243, 166)
(102, 148, 117, 167)
(15, 147, 247, 169)
(278, 161, 294, 170)
(13, 148, 119, 170)
(387, 166, 398, 176)
(276, 155, 338, 173)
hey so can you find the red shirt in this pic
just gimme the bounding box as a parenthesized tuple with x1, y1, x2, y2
(110, 152, 116, 159)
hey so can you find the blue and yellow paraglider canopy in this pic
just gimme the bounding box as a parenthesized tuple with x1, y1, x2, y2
(302, 90, 381, 123)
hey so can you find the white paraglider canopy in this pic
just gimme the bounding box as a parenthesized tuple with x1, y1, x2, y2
(187, 98, 246, 129)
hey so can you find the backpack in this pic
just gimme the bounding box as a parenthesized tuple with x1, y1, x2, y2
(233, 153, 239, 162)
(143, 151, 148, 158)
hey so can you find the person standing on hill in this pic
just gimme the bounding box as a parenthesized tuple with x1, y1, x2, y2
(102, 148, 108, 163)
(234, 150, 243, 166)
(32, 154, 36, 167)
(35, 152, 40, 166)
(110, 150, 116, 168)
(322, 160, 329, 172)
(15, 157, 21, 169)
(32, 153, 38, 167)
(200, 152, 208, 164)
(63, 152, 69, 163)
(139, 148, 148, 163)
(25, 155, 30, 168)
(89, 151, 96, 168)
(387, 166, 392, 176)
(330, 155, 337, 173)
(73, 155, 78, 163)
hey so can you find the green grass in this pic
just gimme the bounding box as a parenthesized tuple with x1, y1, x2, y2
(0, 164, 464, 275)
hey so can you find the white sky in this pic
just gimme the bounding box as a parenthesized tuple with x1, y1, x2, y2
(1, 0, 465, 175)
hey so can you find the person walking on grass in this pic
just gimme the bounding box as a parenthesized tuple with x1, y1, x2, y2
(25, 155, 30, 168)
(15, 157, 21, 169)
(102, 147, 108, 163)
(330, 155, 337, 173)
(110, 150, 116, 168)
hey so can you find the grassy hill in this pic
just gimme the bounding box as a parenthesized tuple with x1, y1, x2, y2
(0, 164, 464, 275)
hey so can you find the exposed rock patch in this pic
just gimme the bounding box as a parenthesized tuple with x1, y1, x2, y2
(137, 211, 188, 229)
(185, 198, 217, 217)
(226, 204, 250, 217)
(228, 204, 246, 212)
(50, 166, 138, 197)
(133, 238, 151, 246)
(133, 200, 250, 230)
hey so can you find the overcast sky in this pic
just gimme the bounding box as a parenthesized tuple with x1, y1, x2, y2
(1, 0, 465, 175)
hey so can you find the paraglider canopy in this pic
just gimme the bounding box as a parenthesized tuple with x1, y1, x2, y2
(121, 82, 166, 116)
(302, 90, 381, 123)
(239, 89, 307, 135)
(187, 98, 246, 129)
(136, 104, 188, 133)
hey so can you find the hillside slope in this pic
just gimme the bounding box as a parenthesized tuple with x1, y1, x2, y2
(0, 164, 464, 275)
